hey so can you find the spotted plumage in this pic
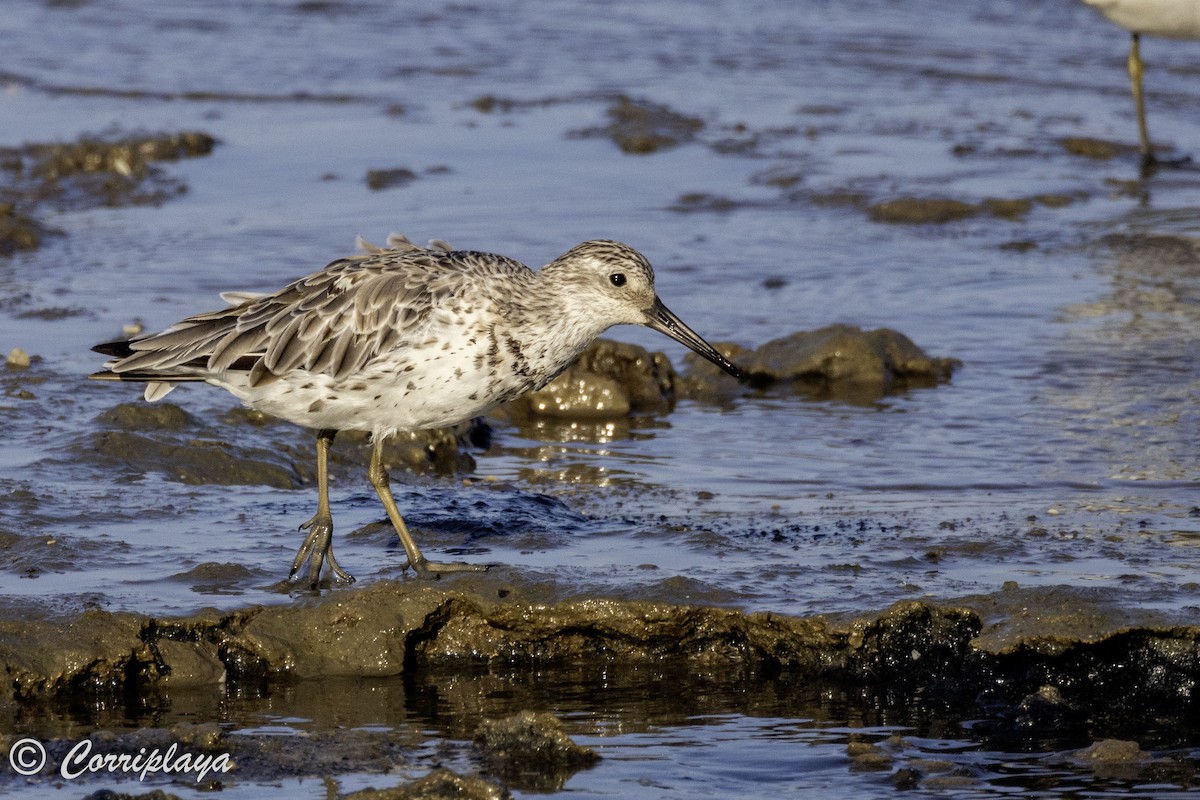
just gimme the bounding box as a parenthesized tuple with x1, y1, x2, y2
(91, 235, 743, 587)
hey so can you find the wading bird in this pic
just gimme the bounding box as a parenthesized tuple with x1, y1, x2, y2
(92, 236, 744, 587)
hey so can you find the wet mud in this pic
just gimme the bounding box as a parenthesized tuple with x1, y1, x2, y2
(341, 770, 509, 800)
(365, 167, 419, 191)
(1060, 136, 1134, 161)
(0, 131, 215, 255)
(570, 95, 705, 155)
(2, 579, 1195, 723)
(76, 401, 484, 489)
(864, 194, 1085, 225)
(0, 203, 46, 257)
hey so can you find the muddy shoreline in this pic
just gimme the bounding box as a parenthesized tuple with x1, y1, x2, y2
(6, 579, 1197, 716)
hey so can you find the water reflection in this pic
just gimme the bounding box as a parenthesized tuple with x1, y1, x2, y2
(5, 666, 1196, 797)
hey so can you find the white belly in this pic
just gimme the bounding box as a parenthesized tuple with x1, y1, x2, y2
(213, 336, 540, 437)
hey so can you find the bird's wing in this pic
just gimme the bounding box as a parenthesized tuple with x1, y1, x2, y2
(109, 249, 496, 386)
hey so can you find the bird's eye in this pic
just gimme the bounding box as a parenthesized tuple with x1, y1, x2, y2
(609, 273, 626, 287)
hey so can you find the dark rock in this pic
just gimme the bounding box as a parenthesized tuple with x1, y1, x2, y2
(1013, 685, 1084, 732)
(470, 95, 516, 114)
(27, 131, 215, 182)
(338, 423, 481, 475)
(474, 710, 598, 791)
(982, 197, 1033, 220)
(670, 192, 742, 213)
(1068, 739, 1153, 782)
(366, 167, 419, 191)
(847, 740, 893, 771)
(87, 404, 480, 481)
(0, 130, 215, 255)
(80, 791, 185, 800)
(1034, 193, 1075, 208)
(1072, 738, 1148, 765)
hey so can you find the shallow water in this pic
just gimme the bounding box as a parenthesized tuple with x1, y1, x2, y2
(6, 668, 1200, 799)
(2, 0, 1199, 796)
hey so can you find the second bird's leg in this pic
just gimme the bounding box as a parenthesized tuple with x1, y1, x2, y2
(290, 428, 356, 588)
(367, 436, 487, 576)
(1128, 32, 1154, 169)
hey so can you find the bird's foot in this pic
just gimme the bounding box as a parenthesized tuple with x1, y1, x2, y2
(290, 512, 356, 589)
(1141, 152, 1193, 176)
(406, 556, 489, 578)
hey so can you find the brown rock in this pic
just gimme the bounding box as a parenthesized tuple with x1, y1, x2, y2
(498, 338, 678, 422)
(868, 197, 979, 224)
(682, 325, 958, 403)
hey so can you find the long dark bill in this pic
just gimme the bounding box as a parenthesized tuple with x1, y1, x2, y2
(644, 297, 744, 381)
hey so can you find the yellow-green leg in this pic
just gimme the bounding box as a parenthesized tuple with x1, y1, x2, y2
(1128, 32, 1154, 168)
(290, 428, 355, 588)
(368, 436, 487, 576)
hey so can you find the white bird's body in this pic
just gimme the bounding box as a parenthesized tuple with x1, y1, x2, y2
(1083, 0, 1200, 38)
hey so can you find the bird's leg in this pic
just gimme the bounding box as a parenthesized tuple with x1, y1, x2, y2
(367, 437, 487, 576)
(290, 428, 355, 588)
(1128, 32, 1155, 170)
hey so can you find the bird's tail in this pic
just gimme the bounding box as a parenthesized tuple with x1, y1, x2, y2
(89, 339, 206, 401)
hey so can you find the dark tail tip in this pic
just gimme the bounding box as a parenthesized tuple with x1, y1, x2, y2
(92, 340, 134, 358)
